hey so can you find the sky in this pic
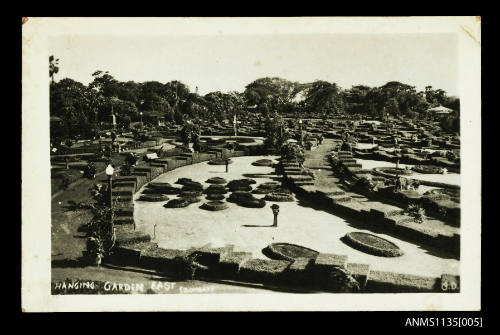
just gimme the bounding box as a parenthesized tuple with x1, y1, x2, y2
(50, 34, 458, 97)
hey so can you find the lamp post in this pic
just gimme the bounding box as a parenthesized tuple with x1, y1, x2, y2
(271, 204, 280, 227)
(140, 112, 143, 129)
(106, 164, 114, 208)
(298, 119, 303, 146)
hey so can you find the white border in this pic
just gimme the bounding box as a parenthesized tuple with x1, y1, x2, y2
(21, 16, 481, 312)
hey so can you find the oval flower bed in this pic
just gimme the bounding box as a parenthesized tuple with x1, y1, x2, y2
(163, 198, 190, 208)
(138, 194, 170, 202)
(200, 200, 229, 211)
(262, 243, 319, 262)
(252, 159, 274, 167)
(264, 192, 294, 202)
(341, 232, 404, 257)
(206, 177, 228, 185)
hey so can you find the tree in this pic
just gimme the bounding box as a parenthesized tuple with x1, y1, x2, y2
(49, 55, 59, 83)
(180, 121, 200, 147)
(280, 142, 305, 165)
(304, 81, 344, 115)
(264, 112, 290, 152)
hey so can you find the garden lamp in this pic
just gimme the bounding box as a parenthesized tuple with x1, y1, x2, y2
(106, 164, 114, 208)
(271, 204, 280, 227)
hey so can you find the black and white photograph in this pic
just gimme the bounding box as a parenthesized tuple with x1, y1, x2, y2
(21, 17, 481, 312)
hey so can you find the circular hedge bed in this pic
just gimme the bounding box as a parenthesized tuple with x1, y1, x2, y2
(252, 182, 281, 194)
(227, 178, 257, 188)
(163, 198, 190, 208)
(412, 165, 445, 174)
(228, 191, 266, 208)
(204, 184, 228, 194)
(138, 194, 170, 202)
(206, 193, 225, 201)
(252, 159, 274, 167)
(206, 177, 228, 185)
(264, 192, 294, 202)
(262, 243, 319, 262)
(227, 191, 255, 203)
(341, 232, 404, 257)
(228, 185, 253, 192)
(200, 200, 229, 211)
(240, 198, 266, 208)
(377, 167, 413, 176)
(208, 159, 233, 165)
(179, 190, 203, 198)
(179, 196, 202, 204)
(227, 179, 256, 191)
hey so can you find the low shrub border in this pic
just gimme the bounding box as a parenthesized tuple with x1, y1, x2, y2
(262, 243, 319, 262)
(341, 232, 404, 257)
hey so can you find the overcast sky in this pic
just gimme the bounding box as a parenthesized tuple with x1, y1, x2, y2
(50, 34, 458, 96)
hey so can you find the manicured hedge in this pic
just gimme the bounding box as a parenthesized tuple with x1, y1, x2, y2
(239, 258, 291, 284)
(262, 243, 319, 262)
(365, 270, 440, 293)
(208, 159, 233, 165)
(200, 200, 229, 211)
(206, 177, 228, 185)
(341, 232, 404, 257)
(204, 184, 228, 194)
(252, 159, 274, 167)
(227, 178, 257, 189)
(206, 193, 225, 201)
(264, 192, 294, 202)
(163, 198, 190, 208)
(179, 189, 203, 198)
(138, 194, 170, 202)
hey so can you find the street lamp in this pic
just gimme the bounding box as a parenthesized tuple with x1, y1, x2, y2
(140, 112, 143, 129)
(270, 204, 280, 227)
(298, 119, 303, 145)
(106, 164, 114, 208)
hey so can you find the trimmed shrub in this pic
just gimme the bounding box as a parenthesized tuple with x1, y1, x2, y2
(240, 198, 266, 208)
(204, 184, 228, 194)
(264, 192, 294, 202)
(180, 189, 203, 198)
(163, 198, 190, 208)
(252, 159, 274, 167)
(341, 232, 404, 257)
(227, 178, 257, 191)
(147, 182, 181, 195)
(206, 193, 225, 201)
(206, 177, 228, 185)
(179, 196, 202, 204)
(227, 191, 255, 203)
(200, 201, 229, 211)
(138, 194, 169, 202)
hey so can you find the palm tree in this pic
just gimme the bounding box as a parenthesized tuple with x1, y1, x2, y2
(49, 55, 59, 83)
